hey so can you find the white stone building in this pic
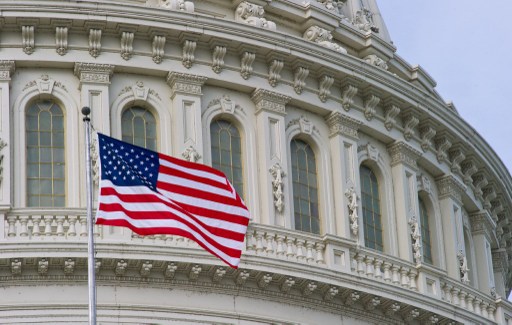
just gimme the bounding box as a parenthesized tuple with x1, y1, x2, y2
(0, 0, 511, 324)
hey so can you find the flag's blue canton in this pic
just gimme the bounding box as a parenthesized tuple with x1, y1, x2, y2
(98, 134, 159, 191)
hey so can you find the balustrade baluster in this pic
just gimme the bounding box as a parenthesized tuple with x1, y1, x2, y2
(275, 235, 285, 256)
(285, 238, 295, 259)
(19, 216, 29, 237)
(7, 215, 16, 237)
(67, 216, 77, 237)
(305, 242, 314, 263)
(382, 262, 392, 282)
(481, 302, 489, 319)
(44, 216, 53, 236)
(255, 231, 264, 253)
(356, 254, 365, 275)
(245, 230, 255, 251)
(451, 288, 460, 306)
(56, 216, 65, 236)
(374, 259, 383, 280)
(265, 232, 275, 255)
(365, 256, 374, 277)
(296, 239, 305, 261)
(466, 294, 475, 312)
(391, 265, 400, 285)
(474, 298, 482, 315)
(32, 216, 41, 237)
(400, 267, 409, 287)
(408, 268, 417, 290)
(459, 291, 467, 309)
(487, 305, 496, 321)
(79, 215, 88, 237)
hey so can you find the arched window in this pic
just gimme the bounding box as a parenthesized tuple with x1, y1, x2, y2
(290, 139, 319, 234)
(360, 165, 383, 251)
(121, 106, 157, 150)
(210, 119, 244, 198)
(26, 100, 65, 207)
(418, 197, 433, 264)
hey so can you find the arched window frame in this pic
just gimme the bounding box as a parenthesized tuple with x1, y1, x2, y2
(111, 83, 169, 153)
(13, 80, 80, 207)
(285, 115, 334, 235)
(417, 187, 444, 267)
(462, 210, 478, 288)
(202, 94, 258, 219)
(357, 146, 395, 254)
(120, 106, 158, 150)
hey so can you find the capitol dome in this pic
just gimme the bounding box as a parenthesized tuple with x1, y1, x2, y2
(0, 0, 511, 324)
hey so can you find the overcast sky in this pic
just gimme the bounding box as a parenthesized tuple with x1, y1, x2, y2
(377, 1, 512, 176)
(377, 0, 512, 301)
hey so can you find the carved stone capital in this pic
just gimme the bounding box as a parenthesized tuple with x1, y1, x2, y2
(0, 61, 15, 81)
(436, 175, 466, 203)
(325, 111, 362, 139)
(470, 211, 496, 239)
(251, 89, 290, 115)
(166, 72, 207, 97)
(387, 141, 422, 169)
(74, 63, 115, 84)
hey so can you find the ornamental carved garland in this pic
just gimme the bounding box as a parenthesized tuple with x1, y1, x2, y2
(0, 138, 6, 186)
(344, 187, 359, 236)
(408, 216, 422, 264)
(182, 146, 201, 163)
(269, 163, 285, 213)
(457, 250, 470, 285)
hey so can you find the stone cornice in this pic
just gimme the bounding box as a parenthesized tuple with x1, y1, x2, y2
(0, 60, 15, 81)
(470, 211, 496, 240)
(73, 62, 115, 84)
(435, 175, 466, 203)
(166, 72, 208, 97)
(387, 141, 422, 169)
(251, 88, 290, 115)
(325, 111, 362, 139)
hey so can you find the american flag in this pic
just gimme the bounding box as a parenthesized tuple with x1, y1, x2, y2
(96, 133, 250, 268)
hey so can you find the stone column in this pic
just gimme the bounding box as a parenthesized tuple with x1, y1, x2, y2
(387, 141, 422, 262)
(325, 112, 362, 238)
(251, 89, 290, 226)
(0, 61, 14, 209)
(166, 72, 207, 160)
(74, 63, 115, 134)
(436, 175, 466, 279)
(470, 211, 496, 295)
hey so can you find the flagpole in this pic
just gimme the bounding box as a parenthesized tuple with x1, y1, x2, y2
(82, 106, 97, 325)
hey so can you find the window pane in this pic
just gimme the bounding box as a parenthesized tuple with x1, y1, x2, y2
(26, 100, 65, 207)
(291, 139, 319, 234)
(210, 120, 244, 199)
(419, 197, 433, 264)
(121, 106, 157, 150)
(360, 165, 383, 251)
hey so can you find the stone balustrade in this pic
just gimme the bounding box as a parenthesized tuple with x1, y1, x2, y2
(349, 247, 419, 291)
(440, 277, 498, 321)
(2, 209, 511, 323)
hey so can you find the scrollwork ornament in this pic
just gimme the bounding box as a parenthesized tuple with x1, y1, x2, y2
(0, 138, 6, 185)
(269, 163, 285, 213)
(345, 187, 359, 236)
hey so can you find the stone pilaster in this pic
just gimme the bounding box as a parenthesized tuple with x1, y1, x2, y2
(251, 89, 290, 227)
(166, 72, 208, 160)
(436, 175, 466, 279)
(387, 141, 422, 261)
(325, 111, 362, 238)
(74, 63, 115, 134)
(470, 211, 497, 295)
(0, 61, 14, 213)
